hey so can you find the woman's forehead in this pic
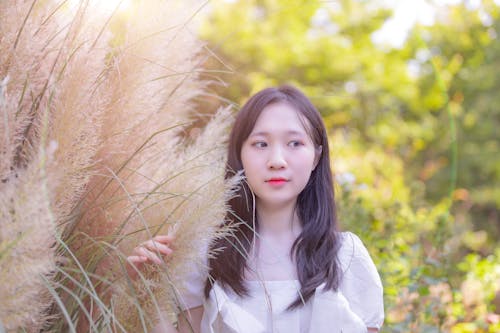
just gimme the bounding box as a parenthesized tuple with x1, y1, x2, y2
(250, 102, 311, 134)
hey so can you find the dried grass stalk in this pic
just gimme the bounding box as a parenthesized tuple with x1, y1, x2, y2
(0, 0, 60, 178)
(47, 5, 112, 223)
(0, 1, 65, 330)
(110, 106, 237, 331)
(60, 0, 233, 330)
(1, 0, 234, 331)
(0, 140, 58, 331)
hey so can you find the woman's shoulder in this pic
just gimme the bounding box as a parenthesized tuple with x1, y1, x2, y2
(337, 231, 381, 278)
(337, 231, 370, 267)
(337, 231, 383, 295)
(336, 231, 385, 329)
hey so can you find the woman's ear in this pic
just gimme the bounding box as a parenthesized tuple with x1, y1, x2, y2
(313, 145, 322, 169)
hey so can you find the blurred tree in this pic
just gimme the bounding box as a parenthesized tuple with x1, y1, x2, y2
(404, 0, 500, 251)
(198, 0, 500, 330)
(200, 0, 437, 168)
(200, 0, 499, 244)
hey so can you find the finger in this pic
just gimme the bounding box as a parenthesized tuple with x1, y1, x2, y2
(153, 234, 175, 247)
(142, 240, 173, 255)
(137, 247, 163, 265)
(154, 234, 174, 242)
(125, 255, 147, 279)
(127, 255, 148, 265)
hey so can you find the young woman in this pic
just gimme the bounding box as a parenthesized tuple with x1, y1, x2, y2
(127, 85, 384, 333)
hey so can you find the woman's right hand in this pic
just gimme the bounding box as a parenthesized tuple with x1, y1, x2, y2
(126, 234, 175, 279)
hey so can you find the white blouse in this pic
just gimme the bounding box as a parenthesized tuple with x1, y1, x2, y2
(179, 232, 384, 333)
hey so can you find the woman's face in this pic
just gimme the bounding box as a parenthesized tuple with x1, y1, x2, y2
(240, 102, 319, 209)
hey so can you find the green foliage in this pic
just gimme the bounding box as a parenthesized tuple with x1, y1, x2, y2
(199, 0, 500, 331)
(404, 0, 500, 228)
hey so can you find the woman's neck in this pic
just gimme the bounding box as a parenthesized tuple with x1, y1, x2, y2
(255, 199, 301, 236)
(246, 199, 301, 281)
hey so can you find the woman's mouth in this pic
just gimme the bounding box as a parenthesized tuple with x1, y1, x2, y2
(266, 178, 288, 185)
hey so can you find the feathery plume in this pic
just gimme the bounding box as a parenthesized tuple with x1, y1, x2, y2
(111, 106, 237, 331)
(0, 131, 58, 331)
(0, 1, 64, 330)
(1, 0, 236, 331)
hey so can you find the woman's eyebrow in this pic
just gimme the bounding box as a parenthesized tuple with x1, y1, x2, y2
(248, 131, 269, 137)
(249, 130, 306, 137)
(286, 130, 307, 136)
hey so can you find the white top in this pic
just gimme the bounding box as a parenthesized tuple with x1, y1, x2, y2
(179, 232, 384, 333)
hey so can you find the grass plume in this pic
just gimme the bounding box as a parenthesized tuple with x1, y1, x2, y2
(0, 136, 57, 331)
(1, 0, 235, 331)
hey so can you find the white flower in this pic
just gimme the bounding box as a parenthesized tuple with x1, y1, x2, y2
(335, 172, 356, 186)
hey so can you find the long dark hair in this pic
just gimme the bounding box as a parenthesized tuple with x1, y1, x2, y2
(205, 85, 341, 309)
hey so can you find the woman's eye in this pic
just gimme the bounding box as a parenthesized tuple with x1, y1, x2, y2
(253, 141, 267, 148)
(288, 140, 303, 148)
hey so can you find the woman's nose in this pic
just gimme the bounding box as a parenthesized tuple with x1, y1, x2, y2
(267, 147, 287, 169)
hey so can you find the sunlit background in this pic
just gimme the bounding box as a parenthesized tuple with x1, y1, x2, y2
(177, 1, 500, 331)
(1, 0, 499, 332)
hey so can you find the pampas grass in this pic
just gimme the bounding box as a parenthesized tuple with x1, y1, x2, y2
(0, 1, 77, 330)
(0, 133, 58, 331)
(0, 0, 235, 331)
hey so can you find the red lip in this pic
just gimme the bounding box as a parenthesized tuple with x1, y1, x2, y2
(266, 178, 288, 184)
